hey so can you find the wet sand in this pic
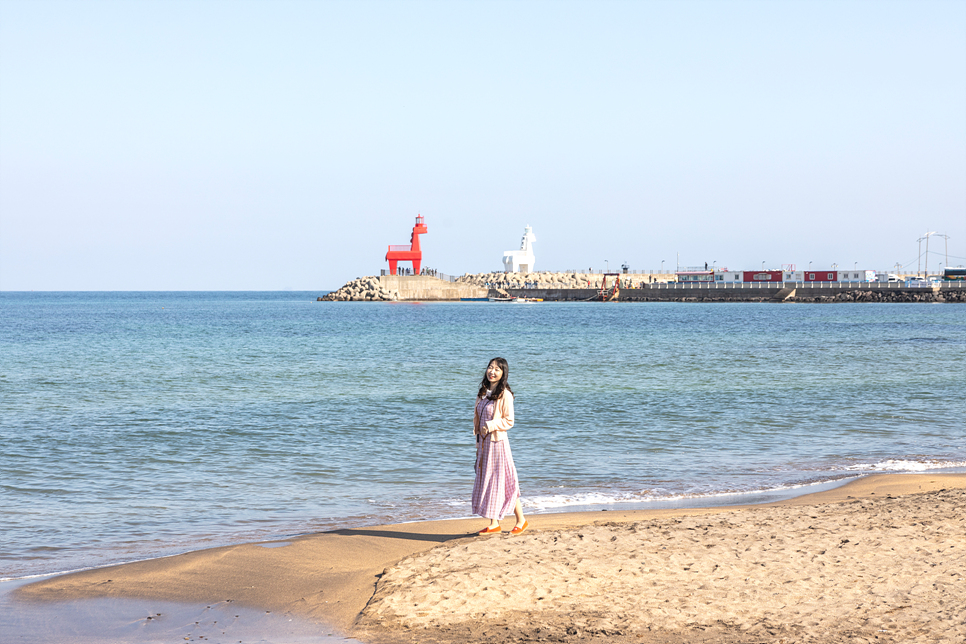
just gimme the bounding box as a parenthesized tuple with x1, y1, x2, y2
(0, 576, 347, 644)
(16, 473, 966, 643)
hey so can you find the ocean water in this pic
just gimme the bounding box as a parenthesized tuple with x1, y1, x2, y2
(2, 292, 965, 580)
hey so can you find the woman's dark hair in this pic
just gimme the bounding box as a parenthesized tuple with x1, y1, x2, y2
(478, 357, 513, 400)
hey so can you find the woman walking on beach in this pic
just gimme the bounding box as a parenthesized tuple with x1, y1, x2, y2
(473, 357, 527, 536)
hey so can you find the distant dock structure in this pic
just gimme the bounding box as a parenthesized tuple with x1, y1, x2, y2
(503, 225, 536, 274)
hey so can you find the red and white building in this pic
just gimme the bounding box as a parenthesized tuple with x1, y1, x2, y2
(679, 267, 878, 283)
(742, 270, 783, 283)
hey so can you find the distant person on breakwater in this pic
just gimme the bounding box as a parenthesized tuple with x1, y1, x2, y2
(473, 357, 528, 536)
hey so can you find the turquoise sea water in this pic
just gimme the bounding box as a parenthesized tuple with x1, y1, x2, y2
(2, 292, 965, 580)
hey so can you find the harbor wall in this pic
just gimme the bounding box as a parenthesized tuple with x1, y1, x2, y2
(324, 276, 965, 302)
(505, 282, 966, 303)
(379, 275, 488, 301)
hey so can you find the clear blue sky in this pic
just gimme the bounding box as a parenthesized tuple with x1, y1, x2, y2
(2, 0, 964, 290)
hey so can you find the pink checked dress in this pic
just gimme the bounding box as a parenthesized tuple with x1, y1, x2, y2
(472, 392, 521, 520)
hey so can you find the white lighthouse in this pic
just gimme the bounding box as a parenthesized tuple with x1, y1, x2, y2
(502, 225, 536, 274)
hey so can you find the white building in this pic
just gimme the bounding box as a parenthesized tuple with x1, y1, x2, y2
(838, 270, 877, 282)
(502, 225, 536, 273)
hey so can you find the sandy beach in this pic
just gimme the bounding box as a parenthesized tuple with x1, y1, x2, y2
(16, 473, 966, 643)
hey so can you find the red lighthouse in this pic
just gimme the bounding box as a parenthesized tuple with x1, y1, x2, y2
(386, 215, 428, 275)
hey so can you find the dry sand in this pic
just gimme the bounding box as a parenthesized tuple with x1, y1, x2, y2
(18, 474, 966, 644)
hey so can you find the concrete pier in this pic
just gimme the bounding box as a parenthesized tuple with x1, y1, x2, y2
(324, 276, 964, 302)
(502, 282, 965, 303)
(379, 275, 488, 301)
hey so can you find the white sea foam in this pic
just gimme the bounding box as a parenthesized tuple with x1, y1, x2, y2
(521, 477, 860, 512)
(524, 491, 645, 510)
(846, 459, 966, 472)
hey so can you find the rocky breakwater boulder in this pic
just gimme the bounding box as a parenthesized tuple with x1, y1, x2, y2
(322, 276, 399, 302)
(792, 289, 963, 304)
(456, 271, 633, 289)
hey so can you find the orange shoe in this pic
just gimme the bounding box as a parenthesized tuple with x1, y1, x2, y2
(478, 525, 502, 535)
(510, 520, 528, 535)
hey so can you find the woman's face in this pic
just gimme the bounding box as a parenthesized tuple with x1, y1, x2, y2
(486, 361, 503, 385)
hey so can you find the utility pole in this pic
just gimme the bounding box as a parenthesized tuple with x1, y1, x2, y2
(919, 232, 934, 277)
(917, 235, 926, 277)
(917, 232, 949, 278)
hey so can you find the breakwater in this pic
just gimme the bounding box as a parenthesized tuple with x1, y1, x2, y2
(321, 276, 400, 301)
(323, 273, 966, 302)
(321, 275, 487, 301)
(506, 282, 966, 303)
(455, 270, 678, 289)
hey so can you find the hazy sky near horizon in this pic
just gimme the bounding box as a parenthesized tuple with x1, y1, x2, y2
(1, 0, 964, 290)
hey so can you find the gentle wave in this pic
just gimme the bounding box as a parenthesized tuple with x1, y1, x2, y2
(522, 477, 860, 511)
(846, 459, 966, 472)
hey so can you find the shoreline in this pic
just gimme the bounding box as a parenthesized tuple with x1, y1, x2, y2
(0, 471, 883, 584)
(12, 472, 966, 643)
(0, 471, 900, 584)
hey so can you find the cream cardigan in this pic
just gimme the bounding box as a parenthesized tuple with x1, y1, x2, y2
(473, 390, 515, 443)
